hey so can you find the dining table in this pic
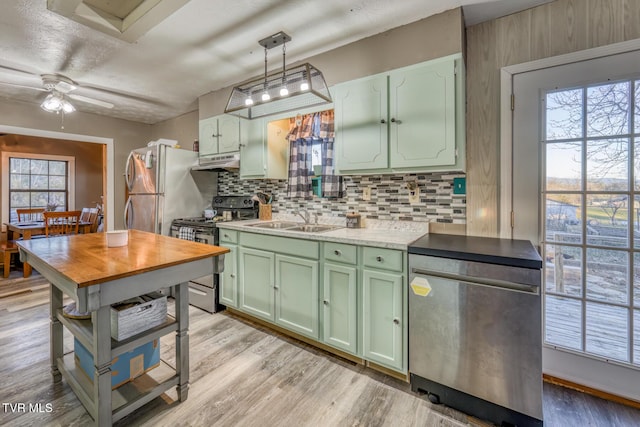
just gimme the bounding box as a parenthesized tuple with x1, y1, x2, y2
(4, 219, 92, 240)
(16, 229, 229, 426)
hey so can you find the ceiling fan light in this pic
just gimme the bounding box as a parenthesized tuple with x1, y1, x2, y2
(62, 99, 75, 113)
(245, 97, 254, 106)
(41, 93, 62, 112)
(279, 87, 289, 97)
(261, 92, 271, 102)
(300, 82, 309, 91)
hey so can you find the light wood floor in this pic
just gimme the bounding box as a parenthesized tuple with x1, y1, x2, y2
(1, 272, 639, 427)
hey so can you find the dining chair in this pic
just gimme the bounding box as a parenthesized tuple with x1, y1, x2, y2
(79, 207, 92, 223)
(16, 208, 45, 222)
(88, 208, 100, 232)
(43, 210, 82, 237)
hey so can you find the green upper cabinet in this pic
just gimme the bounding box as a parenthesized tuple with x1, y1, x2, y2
(239, 117, 289, 180)
(239, 117, 265, 177)
(333, 74, 388, 172)
(334, 54, 465, 174)
(198, 114, 241, 156)
(389, 59, 456, 168)
(198, 116, 218, 156)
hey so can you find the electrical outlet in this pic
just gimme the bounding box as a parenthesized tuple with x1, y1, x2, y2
(408, 186, 420, 204)
(362, 186, 371, 201)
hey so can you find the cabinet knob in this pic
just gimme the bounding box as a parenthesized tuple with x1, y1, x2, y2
(380, 119, 386, 124)
(323, 300, 329, 305)
(230, 273, 235, 278)
(274, 284, 279, 290)
(334, 249, 342, 256)
(376, 256, 384, 262)
(390, 118, 396, 123)
(393, 318, 400, 325)
(223, 234, 229, 239)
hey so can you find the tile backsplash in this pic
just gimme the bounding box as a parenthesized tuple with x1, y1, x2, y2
(217, 171, 466, 224)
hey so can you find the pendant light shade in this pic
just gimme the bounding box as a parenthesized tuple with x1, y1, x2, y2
(225, 32, 332, 119)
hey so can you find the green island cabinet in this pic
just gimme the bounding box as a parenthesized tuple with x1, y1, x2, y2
(333, 54, 465, 174)
(237, 232, 319, 339)
(219, 229, 239, 308)
(198, 114, 241, 156)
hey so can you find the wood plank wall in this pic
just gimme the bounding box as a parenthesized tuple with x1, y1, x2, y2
(465, 0, 640, 237)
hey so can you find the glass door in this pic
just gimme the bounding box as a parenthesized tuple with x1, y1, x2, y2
(512, 49, 640, 399)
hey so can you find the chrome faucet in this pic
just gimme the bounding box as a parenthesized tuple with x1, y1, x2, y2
(295, 210, 318, 224)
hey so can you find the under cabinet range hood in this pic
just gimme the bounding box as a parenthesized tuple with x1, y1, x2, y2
(192, 152, 240, 171)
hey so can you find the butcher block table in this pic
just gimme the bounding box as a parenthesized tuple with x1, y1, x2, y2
(17, 230, 229, 426)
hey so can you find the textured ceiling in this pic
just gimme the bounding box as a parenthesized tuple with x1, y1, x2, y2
(0, 0, 553, 125)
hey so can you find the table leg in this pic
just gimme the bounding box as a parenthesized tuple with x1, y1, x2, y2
(175, 282, 190, 402)
(23, 262, 32, 278)
(49, 284, 63, 382)
(92, 306, 112, 426)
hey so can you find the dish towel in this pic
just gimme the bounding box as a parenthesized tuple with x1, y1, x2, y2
(178, 226, 196, 241)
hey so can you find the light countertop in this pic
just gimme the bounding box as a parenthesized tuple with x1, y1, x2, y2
(217, 214, 429, 250)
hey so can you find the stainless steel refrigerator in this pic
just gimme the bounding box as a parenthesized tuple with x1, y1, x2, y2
(124, 143, 204, 235)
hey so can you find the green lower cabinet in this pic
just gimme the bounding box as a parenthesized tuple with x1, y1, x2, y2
(275, 255, 319, 339)
(238, 247, 275, 321)
(322, 262, 358, 354)
(220, 244, 238, 308)
(362, 268, 404, 371)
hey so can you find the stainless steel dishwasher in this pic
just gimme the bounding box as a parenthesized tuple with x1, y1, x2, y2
(408, 234, 543, 427)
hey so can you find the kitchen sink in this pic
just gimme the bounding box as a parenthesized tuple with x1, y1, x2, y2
(286, 224, 341, 233)
(248, 221, 300, 229)
(247, 221, 341, 233)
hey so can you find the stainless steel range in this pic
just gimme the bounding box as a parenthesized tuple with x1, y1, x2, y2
(170, 195, 258, 313)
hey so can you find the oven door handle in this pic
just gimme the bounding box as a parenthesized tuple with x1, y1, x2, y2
(411, 268, 539, 294)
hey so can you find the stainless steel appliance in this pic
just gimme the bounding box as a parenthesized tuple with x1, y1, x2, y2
(170, 195, 258, 313)
(408, 234, 543, 427)
(124, 142, 204, 234)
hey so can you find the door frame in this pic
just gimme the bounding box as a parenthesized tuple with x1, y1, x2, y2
(0, 125, 114, 231)
(499, 38, 640, 238)
(500, 38, 640, 401)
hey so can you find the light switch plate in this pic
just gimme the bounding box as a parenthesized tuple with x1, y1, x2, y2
(453, 177, 466, 195)
(362, 186, 371, 201)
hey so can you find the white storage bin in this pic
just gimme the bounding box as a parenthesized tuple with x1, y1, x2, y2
(111, 293, 167, 341)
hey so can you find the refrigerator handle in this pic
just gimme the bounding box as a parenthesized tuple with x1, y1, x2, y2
(124, 196, 132, 229)
(124, 151, 134, 191)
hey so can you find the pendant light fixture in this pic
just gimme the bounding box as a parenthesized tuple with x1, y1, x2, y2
(225, 31, 332, 119)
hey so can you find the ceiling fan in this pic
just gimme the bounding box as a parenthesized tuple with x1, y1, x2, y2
(0, 72, 114, 112)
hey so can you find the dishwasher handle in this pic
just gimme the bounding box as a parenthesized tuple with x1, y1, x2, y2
(411, 267, 540, 295)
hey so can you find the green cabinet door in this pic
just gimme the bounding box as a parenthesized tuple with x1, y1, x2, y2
(389, 59, 456, 168)
(322, 262, 357, 354)
(240, 118, 266, 178)
(238, 247, 275, 321)
(198, 116, 218, 156)
(275, 255, 319, 339)
(220, 244, 238, 308)
(334, 74, 388, 172)
(218, 115, 241, 153)
(362, 269, 403, 370)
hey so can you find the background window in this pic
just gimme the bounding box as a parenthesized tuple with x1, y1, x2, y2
(9, 157, 68, 221)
